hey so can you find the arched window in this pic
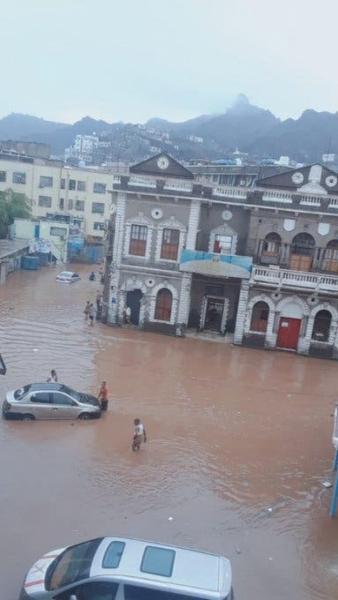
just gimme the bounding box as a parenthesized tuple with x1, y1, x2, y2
(262, 232, 281, 255)
(250, 301, 269, 333)
(290, 233, 315, 271)
(312, 310, 332, 342)
(291, 233, 315, 256)
(323, 240, 338, 273)
(155, 289, 173, 322)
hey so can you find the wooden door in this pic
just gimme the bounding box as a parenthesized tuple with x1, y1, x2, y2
(289, 254, 312, 271)
(277, 317, 301, 350)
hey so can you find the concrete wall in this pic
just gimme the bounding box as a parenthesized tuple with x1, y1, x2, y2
(246, 210, 338, 257)
(197, 203, 250, 255)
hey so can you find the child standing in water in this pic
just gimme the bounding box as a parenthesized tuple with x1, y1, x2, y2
(132, 418, 147, 451)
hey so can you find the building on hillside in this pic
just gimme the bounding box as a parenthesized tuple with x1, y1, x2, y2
(65, 134, 99, 165)
(0, 151, 117, 240)
(106, 154, 338, 360)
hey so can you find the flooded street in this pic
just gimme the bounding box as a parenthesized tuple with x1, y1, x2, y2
(1, 265, 338, 600)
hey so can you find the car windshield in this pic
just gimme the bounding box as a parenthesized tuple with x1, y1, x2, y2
(60, 385, 82, 401)
(46, 538, 103, 590)
(14, 385, 31, 399)
(79, 395, 99, 406)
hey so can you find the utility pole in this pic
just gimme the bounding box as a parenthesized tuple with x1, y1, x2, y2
(101, 214, 115, 324)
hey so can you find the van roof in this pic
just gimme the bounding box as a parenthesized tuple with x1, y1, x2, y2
(91, 537, 232, 597)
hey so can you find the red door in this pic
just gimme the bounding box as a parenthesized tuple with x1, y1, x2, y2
(277, 317, 301, 350)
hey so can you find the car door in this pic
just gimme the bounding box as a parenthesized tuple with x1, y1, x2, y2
(50, 392, 79, 419)
(27, 392, 53, 419)
(53, 580, 119, 599)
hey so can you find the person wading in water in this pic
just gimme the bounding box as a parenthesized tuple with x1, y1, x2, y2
(84, 301, 90, 320)
(132, 418, 147, 451)
(47, 369, 58, 383)
(98, 381, 108, 411)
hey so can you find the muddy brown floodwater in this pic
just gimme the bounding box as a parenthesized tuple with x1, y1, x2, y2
(0, 265, 338, 599)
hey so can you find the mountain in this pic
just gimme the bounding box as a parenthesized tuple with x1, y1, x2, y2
(34, 116, 113, 154)
(1, 97, 338, 162)
(247, 109, 338, 162)
(0, 113, 67, 140)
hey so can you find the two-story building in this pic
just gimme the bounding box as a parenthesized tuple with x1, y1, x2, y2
(107, 154, 338, 360)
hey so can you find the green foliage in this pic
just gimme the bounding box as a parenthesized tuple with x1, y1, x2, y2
(0, 189, 31, 238)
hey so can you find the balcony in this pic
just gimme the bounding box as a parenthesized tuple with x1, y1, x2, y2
(180, 249, 252, 279)
(256, 240, 338, 274)
(251, 266, 338, 293)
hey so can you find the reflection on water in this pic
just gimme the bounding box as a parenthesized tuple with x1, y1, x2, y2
(0, 266, 338, 599)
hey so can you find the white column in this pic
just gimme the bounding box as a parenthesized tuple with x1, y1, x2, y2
(177, 273, 192, 326)
(186, 199, 201, 250)
(113, 192, 126, 267)
(234, 281, 250, 344)
(265, 309, 277, 348)
(108, 192, 126, 324)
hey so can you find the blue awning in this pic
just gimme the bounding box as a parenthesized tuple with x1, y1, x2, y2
(180, 249, 252, 279)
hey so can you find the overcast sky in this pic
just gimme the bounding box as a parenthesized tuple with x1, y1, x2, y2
(2, 0, 338, 124)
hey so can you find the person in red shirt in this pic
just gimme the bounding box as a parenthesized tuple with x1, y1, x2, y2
(98, 381, 108, 411)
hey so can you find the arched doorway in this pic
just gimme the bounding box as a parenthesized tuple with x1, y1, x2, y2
(312, 310, 332, 342)
(126, 289, 143, 325)
(154, 289, 173, 322)
(323, 240, 338, 273)
(290, 233, 315, 271)
(261, 233, 281, 264)
(250, 301, 269, 333)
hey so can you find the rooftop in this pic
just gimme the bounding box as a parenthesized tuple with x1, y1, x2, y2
(0, 239, 29, 260)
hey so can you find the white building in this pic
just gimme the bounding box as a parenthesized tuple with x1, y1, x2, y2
(0, 153, 115, 239)
(65, 134, 99, 164)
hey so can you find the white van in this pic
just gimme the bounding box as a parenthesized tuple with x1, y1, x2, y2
(20, 537, 233, 599)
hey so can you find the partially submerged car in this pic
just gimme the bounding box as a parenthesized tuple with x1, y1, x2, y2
(2, 383, 101, 420)
(56, 271, 80, 283)
(19, 536, 233, 599)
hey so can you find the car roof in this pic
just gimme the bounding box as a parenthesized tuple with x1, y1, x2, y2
(90, 537, 231, 596)
(59, 271, 74, 276)
(22, 383, 65, 392)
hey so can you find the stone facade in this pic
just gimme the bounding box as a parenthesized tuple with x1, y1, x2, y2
(105, 154, 338, 359)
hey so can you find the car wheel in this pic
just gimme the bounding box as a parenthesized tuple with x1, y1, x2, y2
(78, 413, 91, 420)
(22, 414, 35, 421)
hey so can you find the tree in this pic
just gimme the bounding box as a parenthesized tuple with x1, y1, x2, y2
(0, 189, 31, 238)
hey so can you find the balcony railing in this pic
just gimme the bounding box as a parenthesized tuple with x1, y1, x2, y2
(256, 241, 338, 274)
(251, 266, 338, 292)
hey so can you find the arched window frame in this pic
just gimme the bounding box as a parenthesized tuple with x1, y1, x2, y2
(250, 301, 270, 333)
(291, 232, 316, 256)
(154, 288, 173, 322)
(150, 283, 179, 325)
(311, 309, 332, 342)
(262, 232, 281, 255)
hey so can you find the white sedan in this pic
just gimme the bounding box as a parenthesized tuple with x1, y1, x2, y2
(56, 271, 80, 283)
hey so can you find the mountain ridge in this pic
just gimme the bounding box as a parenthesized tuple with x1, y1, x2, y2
(1, 97, 338, 162)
